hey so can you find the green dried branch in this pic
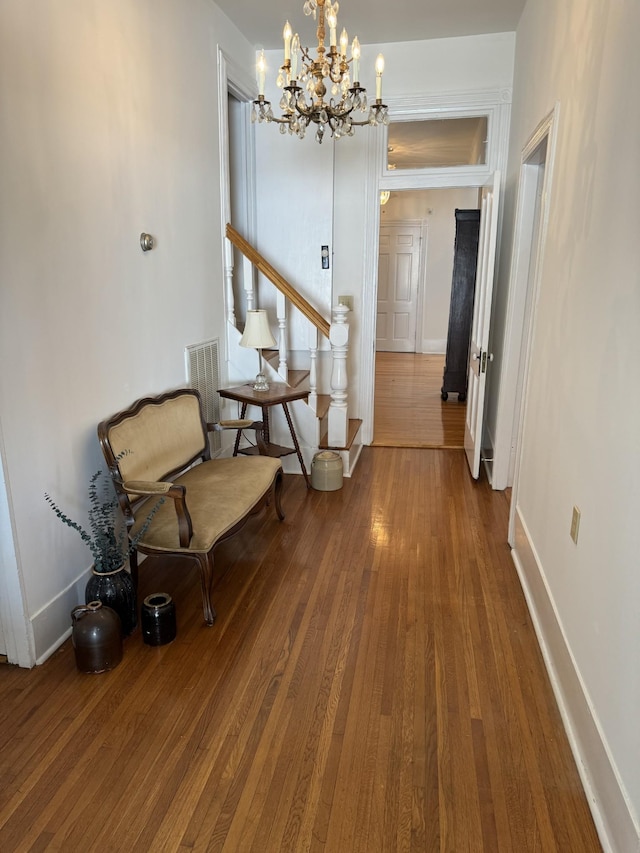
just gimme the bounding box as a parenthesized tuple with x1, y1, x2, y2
(45, 459, 164, 574)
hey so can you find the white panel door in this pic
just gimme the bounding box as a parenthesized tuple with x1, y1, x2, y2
(465, 172, 501, 478)
(377, 224, 422, 352)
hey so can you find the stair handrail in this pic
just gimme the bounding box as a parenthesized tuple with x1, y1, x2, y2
(226, 223, 330, 340)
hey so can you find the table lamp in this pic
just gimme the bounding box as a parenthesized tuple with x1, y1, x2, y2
(240, 309, 276, 391)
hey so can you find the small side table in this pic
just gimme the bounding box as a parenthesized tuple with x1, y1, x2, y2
(218, 382, 311, 488)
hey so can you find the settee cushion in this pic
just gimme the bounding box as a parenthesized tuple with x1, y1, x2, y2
(129, 455, 282, 553)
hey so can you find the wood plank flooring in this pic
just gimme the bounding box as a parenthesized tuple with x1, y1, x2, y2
(0, 452, 601, 852)
(373, 352, 466, 448)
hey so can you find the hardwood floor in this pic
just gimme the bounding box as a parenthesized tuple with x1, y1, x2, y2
(373, 352, 466, 448)
(0, 452, 601, 852)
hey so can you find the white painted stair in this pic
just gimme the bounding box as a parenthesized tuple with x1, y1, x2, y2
(222, 226, 363, 478)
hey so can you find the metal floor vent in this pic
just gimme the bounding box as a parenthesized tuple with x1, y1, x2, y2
(185, 338, 221, 452)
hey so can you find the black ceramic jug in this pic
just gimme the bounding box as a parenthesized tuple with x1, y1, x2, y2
(71, 600, 122, 673)
(141, 593, 176, 646)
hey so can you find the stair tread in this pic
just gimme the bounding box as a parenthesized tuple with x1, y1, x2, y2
(319, 419, 362, 451)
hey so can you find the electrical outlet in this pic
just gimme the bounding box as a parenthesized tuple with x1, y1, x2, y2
(570, 506, 581, 544)
(338, 295, 353, 311)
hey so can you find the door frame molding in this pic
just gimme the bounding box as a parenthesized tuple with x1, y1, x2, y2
(0, 421, 34, 667)
(360, 89, 512, 445)
(217, 47, 258, 330)
(491, 104, 559, 496)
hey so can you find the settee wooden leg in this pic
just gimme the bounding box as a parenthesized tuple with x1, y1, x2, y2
(274, 470, 285, 521)
(195, 553, 217, 626)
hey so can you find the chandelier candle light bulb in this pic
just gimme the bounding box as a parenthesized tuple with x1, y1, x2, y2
(252, 0, 388, 143)
(291, 33, 300, 78)
(327, 7, 337, 46)
(257, 50, 266, 96)
(375, 53, 384, 100)
(351, 36, 360, 83)
(283, 21, 293, 61)
(340, 27, 348, 58)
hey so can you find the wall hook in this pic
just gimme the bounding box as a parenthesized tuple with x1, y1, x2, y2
(140, 233, 154, 252)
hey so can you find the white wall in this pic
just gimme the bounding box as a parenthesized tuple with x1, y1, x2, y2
(381, 188, 479, 352)
(498, 0, 640, 848)
(254, 50, 334, 352)
(0, 0, 255, 663)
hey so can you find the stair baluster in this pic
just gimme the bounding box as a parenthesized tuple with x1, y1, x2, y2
(224, 240, 235, 325)
(328, 303, 350, 448)
(242, 254, 255, 312)
(276, 290, 288, 382)
(308, 326, 318, 414)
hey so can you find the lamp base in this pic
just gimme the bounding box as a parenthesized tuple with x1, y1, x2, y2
(253, 372, 270, 391)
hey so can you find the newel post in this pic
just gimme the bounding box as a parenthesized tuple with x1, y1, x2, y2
(328, 303, 350, 447)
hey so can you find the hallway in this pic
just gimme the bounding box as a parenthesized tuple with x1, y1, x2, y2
(373, 352, 467, 448)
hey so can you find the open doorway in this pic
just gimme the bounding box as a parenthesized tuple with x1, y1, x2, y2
(372, 187, 479, 448)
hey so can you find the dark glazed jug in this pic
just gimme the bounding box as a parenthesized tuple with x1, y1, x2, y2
(141, 593, 176, 646)
(71, 600, 123, 673)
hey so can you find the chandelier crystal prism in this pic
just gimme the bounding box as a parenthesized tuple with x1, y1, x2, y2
(251, 0, 388, 143)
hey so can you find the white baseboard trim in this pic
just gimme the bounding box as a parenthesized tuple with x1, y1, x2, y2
(342, 440, 363, 477)
(32, 567, 89, 665)
(421, 339, 446, 354)
(482, 423, 496, 488)
(512, 509, 639, 853)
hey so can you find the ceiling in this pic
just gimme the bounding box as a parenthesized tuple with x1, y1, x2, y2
(214, 0, 526, 51)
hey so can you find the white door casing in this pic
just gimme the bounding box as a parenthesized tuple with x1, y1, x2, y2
(464, 171, 501, 478)
(493, 107, 558, 493)
(0, 424, 34, 667)
(376, 223, 423, 352)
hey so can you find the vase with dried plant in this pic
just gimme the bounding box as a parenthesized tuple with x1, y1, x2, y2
(45, 463, 163, 636)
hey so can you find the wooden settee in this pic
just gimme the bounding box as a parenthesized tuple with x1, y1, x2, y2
(98, 388, 284, 625)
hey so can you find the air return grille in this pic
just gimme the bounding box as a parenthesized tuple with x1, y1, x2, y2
(185, 338, 221, 452)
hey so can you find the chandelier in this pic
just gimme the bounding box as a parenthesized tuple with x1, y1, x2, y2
(251, 0, 388, 143)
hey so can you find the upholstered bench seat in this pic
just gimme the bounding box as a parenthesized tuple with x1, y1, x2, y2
(126, 455, 282, 552)
(98, 388, 284, 625)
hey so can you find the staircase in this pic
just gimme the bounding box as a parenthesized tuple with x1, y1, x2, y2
(223, 224, 362, 477)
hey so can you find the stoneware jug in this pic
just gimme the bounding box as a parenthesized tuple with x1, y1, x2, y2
(141, 592, 176, 646)
(71, 600, 123, 673)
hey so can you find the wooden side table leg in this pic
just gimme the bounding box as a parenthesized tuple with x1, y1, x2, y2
(282, 402, 310, 488)
(233, 403, 248, 456)
(262, 406, 270, 446)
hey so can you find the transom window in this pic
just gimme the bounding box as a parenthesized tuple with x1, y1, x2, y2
(387, 116, 488, 170)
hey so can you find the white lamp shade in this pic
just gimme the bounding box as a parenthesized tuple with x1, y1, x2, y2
(240, 310, 276, 349)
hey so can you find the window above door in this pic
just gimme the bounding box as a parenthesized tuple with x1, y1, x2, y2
(387, 116, 488, 170)
(377, 90, 512, 189)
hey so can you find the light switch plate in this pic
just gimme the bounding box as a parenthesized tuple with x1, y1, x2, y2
(338, 295, 353, 311)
